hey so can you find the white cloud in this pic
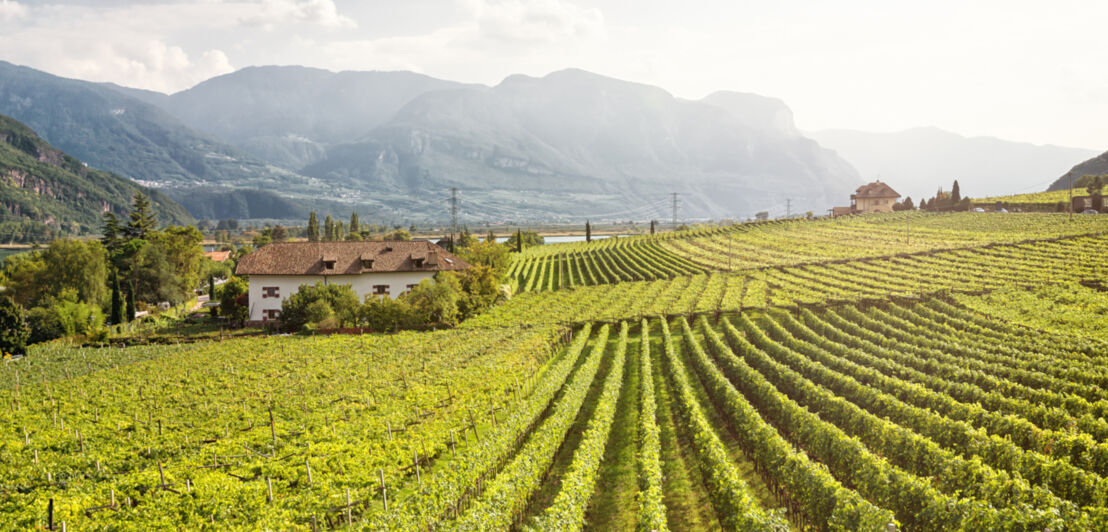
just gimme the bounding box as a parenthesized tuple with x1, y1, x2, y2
(243, 0, 356, 30)
(470, 0, 604, 45)
(0, 0, 26, 21)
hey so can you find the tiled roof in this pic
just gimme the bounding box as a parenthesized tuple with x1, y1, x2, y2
(235, 241, 469, 276)
(204, 250, 232, 263)
(852, 181, 901, 198)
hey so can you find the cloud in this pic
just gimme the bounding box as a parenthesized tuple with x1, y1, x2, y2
(471, 0, 604, 45)
(243, 0, 356, 30)
(0, 0, 26, 21)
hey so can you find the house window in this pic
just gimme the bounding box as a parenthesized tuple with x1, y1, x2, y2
(373, 285, 390, 296)
(263, 309, 280, 320)
(413, 258, 425, 268)
(323, 260, 336, 270)
(361, 259, 374, 269)
(262, 286, 279, 298)
(406, 284, 418, 293)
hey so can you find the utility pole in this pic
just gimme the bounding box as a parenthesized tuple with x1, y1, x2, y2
(785, 198, 792, 218)
(671, 193, 679, 229)
(450, 187, 459, 242)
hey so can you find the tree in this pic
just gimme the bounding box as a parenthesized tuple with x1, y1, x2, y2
(124, 192, 157, 240)
(148, 226, 204, 303)
(951, 180, 962, 204)
(456, 265, 502, 319)
(253, 233, 273, 248)
(208, 275, 217, 318)
(324, 216, 335, 242)
(359, 296, 419, 332)
(903, 196, 915, 210)
(506, 230, 543, 252)
(126, 281, 136, 322)
(307, 211, 321, 242)
(1086, 175, 1104, 198)
(101, 212, 123, 254)
(349, 212, 360, 235)
(0, 296, 30, 356)
(219, 276, 249, 326)
(407, 273, 461, 325)
(460, 240, 509, 273)
(110, 273, 124, 325)
(271, 225, 288, 242)
(586, 220, 592, 243)
(650, 220, 655, 235)
(280, 282, 360, 331)
(457, 229, 475, 248)
(383, 229, 412, 241)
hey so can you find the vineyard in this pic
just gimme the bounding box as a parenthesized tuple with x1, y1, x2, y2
(3, 212, 1108, 530)
(506, 212, 1108, 291)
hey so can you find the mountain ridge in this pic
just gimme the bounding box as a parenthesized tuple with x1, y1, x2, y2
(0, 113, 192, 242)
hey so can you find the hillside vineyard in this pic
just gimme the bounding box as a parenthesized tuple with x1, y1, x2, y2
(4, 213, 1108, 530)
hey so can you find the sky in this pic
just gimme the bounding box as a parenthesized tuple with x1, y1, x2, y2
(0, 0, 1104, 149)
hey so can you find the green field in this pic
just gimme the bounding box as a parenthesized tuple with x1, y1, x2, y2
(3, 212, 1108, 530)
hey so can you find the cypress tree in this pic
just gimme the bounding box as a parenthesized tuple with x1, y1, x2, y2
(126, 282, 136, 323)
(307, 211, 320, 242)
(585, 220, 592, 243)
(516, 229, 523, 252)
(110, 273, 123, 325)
(951, 180, 962, 204)
(324, 216, 335, 242)
(350, 212, 360, 235)
(208, 275, 217, 318)
(650, 220, 655, 235)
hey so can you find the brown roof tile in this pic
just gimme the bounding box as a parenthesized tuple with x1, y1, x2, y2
(235, 241, 470, 276)
(852, 181, 901, 199)
(204, 250, 232, 263)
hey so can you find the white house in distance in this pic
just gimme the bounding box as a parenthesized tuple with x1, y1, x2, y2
(235, 241, 470, 324)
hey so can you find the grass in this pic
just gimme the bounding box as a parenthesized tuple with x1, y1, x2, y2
(518, 329, 618, 527)
(650, 320, 720, 530)
(582, 326, 641, 529)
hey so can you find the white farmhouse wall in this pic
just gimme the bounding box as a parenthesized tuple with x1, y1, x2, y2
(248, 271, 436, 322)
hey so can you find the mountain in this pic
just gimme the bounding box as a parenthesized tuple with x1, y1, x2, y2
(809, 127, 1098, 202)
(127, 66, 472, 170)
(0, 114, 192, 243)
(1048, 150, 1108, 191)
(299, 69, 862, 220)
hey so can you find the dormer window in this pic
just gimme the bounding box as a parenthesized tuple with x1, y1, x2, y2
(361, 259, 374, 269)
(383, 246, 393, 253)
(413, 258, 425, 268)
(323, 260, 336, 270)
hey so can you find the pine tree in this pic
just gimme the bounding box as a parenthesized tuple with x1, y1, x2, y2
(307, 211, 320, 242)
(350, 212, 360, 235)
(324, 216, 335, 242)
(951, 180, 962, 204)
(110, 273, 123, 325)
(102, 212, 123, 252)
(124, 192, 157, 239)
(585, 220, 592, 243)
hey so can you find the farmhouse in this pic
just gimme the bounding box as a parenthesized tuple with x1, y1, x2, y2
(851, 181, 901, 214)
(235, 241, 469, 324)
